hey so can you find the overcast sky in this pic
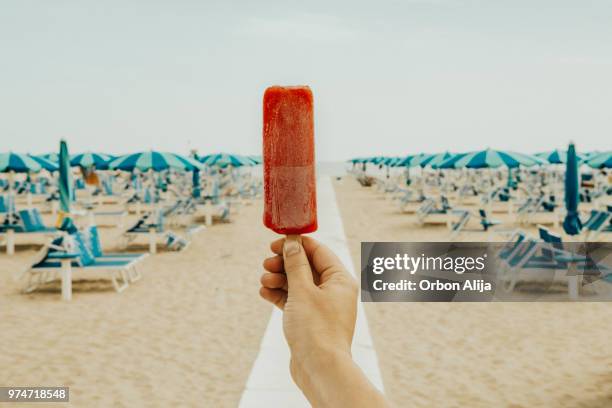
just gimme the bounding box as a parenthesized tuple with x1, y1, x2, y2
(1, 0, 610, 160)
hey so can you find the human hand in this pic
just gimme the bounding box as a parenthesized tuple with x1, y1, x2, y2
(260, 236, 358, 389)
(260, 236, 388, 407)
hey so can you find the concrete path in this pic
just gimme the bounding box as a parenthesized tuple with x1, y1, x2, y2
(240, 176, 384, 407)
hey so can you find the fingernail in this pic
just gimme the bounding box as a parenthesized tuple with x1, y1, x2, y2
(284, 240, 300, 256)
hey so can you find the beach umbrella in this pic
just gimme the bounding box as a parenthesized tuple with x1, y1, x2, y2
(109, 151, 203, 172)
(452, 149, 543, 169)
(199, 153, 252, 168)
(419, 152, 454, 168)
(58, 140, 73, 215)
(0, 152, 43, 173)
(39, 153, 59, 162)
(535, 149, 584, 164)
(70, 152, 113, 170)
(248, 155, 262, 165)
(435, 152, 469, 169)
(562, 143, 582, 235)
(585, 151, 612, 169)
(28, 154, 59, 172)
(397, 153, 428, 168)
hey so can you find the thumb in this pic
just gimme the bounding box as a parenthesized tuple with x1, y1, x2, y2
(283, 235, 314, 289)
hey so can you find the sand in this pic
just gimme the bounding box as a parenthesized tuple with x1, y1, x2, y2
(1, 178, 612, 408)
(0, 202, 276, 408)
(333, 177, 612, 408)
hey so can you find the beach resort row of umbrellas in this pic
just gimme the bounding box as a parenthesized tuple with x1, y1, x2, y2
(349, 149, 612, 169)
(0, 151, 263, 173)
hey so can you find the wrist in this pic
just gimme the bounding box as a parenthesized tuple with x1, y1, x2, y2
(291, 346, 352, 399)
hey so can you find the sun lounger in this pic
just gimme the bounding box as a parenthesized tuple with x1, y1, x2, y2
(581, 210, 612, 241)
(20, 231, 142, 297)
(498, 226, 611, 297)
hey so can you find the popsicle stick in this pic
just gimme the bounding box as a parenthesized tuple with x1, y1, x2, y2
(285, 234, 303, 246)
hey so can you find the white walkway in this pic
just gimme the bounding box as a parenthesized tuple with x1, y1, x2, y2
(240, 176, 384, 407)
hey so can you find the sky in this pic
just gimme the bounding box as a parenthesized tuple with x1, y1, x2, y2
(1, 0, 611, 161)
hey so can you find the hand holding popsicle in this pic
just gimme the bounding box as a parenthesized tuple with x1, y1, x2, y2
(260, 237, 388, 408)
(261, 86, 388, 407)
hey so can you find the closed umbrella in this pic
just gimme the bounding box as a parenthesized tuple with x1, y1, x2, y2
(562, 143, 582, 235)
(192, 169, 201, 198)
(58, 140, 73, 218)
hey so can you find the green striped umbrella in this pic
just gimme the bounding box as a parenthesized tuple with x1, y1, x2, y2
(585, 151, 612, 169)
(109, 151, 203, 172)
(40, 153, 59, 162)
(0, 152, 43, 173)
(70, 152, 113, 169)
(397, 153, 429, 168)
(418, 152, 454, 168)
(28, 154, 59, 172)
(452, 149, 544, 169)
(436, 152, 469, 169)
(58, 140, 73, 215)
(535, 149, 584, 164)
(199, 153, 253, 168)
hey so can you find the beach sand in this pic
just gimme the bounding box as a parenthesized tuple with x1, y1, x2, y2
(333, 177, 612, 408)
(0, 203, 275, 408)
(1, 179, 612, 407)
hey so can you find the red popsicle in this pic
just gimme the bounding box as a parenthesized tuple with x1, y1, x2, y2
(263, 86, 317, 235)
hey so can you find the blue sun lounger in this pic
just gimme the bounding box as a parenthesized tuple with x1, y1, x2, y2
(22, 230, 145, 295)
(581, 210, 612, 241)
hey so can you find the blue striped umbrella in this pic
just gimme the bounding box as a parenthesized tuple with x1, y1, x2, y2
(381, 156, 400, 166)
(585, 151, 612, 169)
(248, 155, 262, 165)
(418, 152, 454, 168)
(0, 152, 43, 173)
(109, 151, 203, 172)
(58, 140, 73, 215)
(535, 149, 584, 164)
(435, 152, 469, 169)
(562, 143, 582, 235)
(70, 152, 113, 169)
(28, 154, 59, 172)
(199, 153, 252, 168)
(397, 153, 429, 168)
(452, 149, 544, 169)
(39, 153, 59, 162)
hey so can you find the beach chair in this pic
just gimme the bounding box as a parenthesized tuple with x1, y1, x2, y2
(397, 188, 425, 213)
(417, 197, 450, 225)
(20, 231, 140, 295)
(448, 210, 471, 240)
(0, 208, 59, 254)
(581, 210, 612, 241)
(85, 226, 146, 262)
(499, 226, 611, 297)
(478, 209, 501, 231)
